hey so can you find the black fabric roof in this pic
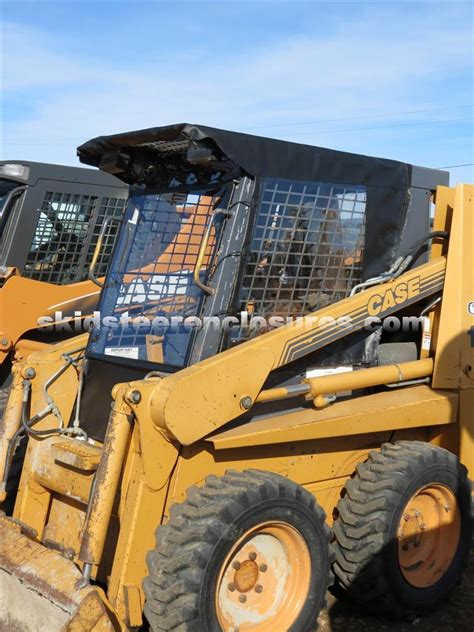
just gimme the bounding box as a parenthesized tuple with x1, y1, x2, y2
(77, 123, 411, 190)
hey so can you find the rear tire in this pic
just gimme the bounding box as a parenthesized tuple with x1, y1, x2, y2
(332, 441, 472, 619)
(144, 469, 332, 631)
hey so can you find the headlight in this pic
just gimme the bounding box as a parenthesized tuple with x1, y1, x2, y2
(0, 163, 30, 180)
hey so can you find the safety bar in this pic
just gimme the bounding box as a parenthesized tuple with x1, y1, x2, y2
(88, 217, 115, 288)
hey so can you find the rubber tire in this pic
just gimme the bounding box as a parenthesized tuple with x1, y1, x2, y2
(143, 469, 332, 632)
(332, 441, 472, 619)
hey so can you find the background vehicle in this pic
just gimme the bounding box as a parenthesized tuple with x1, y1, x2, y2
(0, 125, 471, 632)
(0, 160, 128, 401)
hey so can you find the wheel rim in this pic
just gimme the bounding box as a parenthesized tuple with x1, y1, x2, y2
(397, 483, 461, 588)
(215, 521, 311, 631)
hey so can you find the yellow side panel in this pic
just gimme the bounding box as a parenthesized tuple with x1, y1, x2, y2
(208, 386, 457, 450)
(167, 426, 438, 524)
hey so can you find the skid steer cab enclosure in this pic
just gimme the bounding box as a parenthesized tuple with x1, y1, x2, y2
(0, 161, 128, 380)
(0, 124, 472, 632)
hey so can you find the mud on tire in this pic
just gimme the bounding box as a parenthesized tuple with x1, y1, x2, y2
(143, 469, 332, 631)
(332, 441, 472, 619)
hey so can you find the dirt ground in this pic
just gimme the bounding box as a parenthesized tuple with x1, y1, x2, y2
(1, 546, 472, 632)
(317, 543, 474, 632)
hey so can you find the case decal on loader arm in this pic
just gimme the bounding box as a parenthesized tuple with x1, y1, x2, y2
(279, 264, 445, 366)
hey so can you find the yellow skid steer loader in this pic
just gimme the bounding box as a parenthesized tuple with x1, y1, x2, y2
(0, 160, 128, 394)
(0, 161, 128, 514)
(0, 125, 472, 631)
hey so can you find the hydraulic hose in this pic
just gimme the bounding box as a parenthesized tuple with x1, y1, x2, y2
(1, 347, 87, 497)
(390, 231, 448, 279)
(351, 231, 448, 295)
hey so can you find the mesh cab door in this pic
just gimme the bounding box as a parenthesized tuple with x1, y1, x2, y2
(12, 180, 126, 285)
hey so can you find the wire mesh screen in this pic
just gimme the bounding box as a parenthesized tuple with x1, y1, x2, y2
(23, 191, 125, 284)
(238, 178, 367, 320)
(90, 189, 227, 367)
(84, 196, 126, 278)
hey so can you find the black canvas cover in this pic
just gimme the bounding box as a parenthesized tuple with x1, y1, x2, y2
(78, 123, 411, 190)
(77, 123, 444, 279)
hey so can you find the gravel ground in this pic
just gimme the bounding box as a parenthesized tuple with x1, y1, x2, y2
(1, 546, 472, 632)
(317, 543, 474, 632)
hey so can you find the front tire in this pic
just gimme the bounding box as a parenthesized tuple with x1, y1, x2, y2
(144, 469, 332, 631)
(332, 441, 472, 619)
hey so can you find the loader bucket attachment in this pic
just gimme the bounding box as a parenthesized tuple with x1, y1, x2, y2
(0, 517, 119, 632)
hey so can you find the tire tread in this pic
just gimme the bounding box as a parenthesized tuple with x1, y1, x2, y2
(332, 441, 472, 619)
(144, 469, 332, 631)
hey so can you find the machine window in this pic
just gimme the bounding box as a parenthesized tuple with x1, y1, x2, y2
(23, 191, 125, 284)
(87, 188, 228, 368)
(0, 178, 20, 214)
(237, 178, 367, 321)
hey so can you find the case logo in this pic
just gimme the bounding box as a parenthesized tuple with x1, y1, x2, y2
(367, 277, 421, 316)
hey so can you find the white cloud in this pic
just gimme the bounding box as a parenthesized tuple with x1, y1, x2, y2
(2, 23, 106, 91)
(1, 4, 472, 175)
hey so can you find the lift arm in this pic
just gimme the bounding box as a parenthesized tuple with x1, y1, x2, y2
(124, 254, 447, 445)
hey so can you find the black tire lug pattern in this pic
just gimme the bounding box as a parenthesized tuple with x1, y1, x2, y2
(332, 440, 472, 620)
(143, 469, 334, 631)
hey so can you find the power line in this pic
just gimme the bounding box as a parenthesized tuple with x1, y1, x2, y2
(242, 104, 473, 131)
(284, 116, 473, 137)
(437, 163, 474, 169)
(5, 106, 473, 145)
(6, 116, 472, 146)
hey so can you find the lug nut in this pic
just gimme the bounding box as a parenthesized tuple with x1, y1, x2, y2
(248, 551, 257, 561)
(228, 582, 236, 592)
(24, 367, 36, 379)
(420, 523, 426, 531)
(232, 561, 241, 570)
(259, 563, 267, 572)
(239, 594, 247, 603)
(255, 584, 263, 593)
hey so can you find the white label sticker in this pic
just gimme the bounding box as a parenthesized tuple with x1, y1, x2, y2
(306, 365, 353, 379)
(104, 346, 139, 359)
(128, 208, 140, 225)
(422, 316, 432, 351)
(468, 302, 474, 315)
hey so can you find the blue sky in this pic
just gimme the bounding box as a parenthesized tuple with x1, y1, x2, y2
(1, 1, 473, 184)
